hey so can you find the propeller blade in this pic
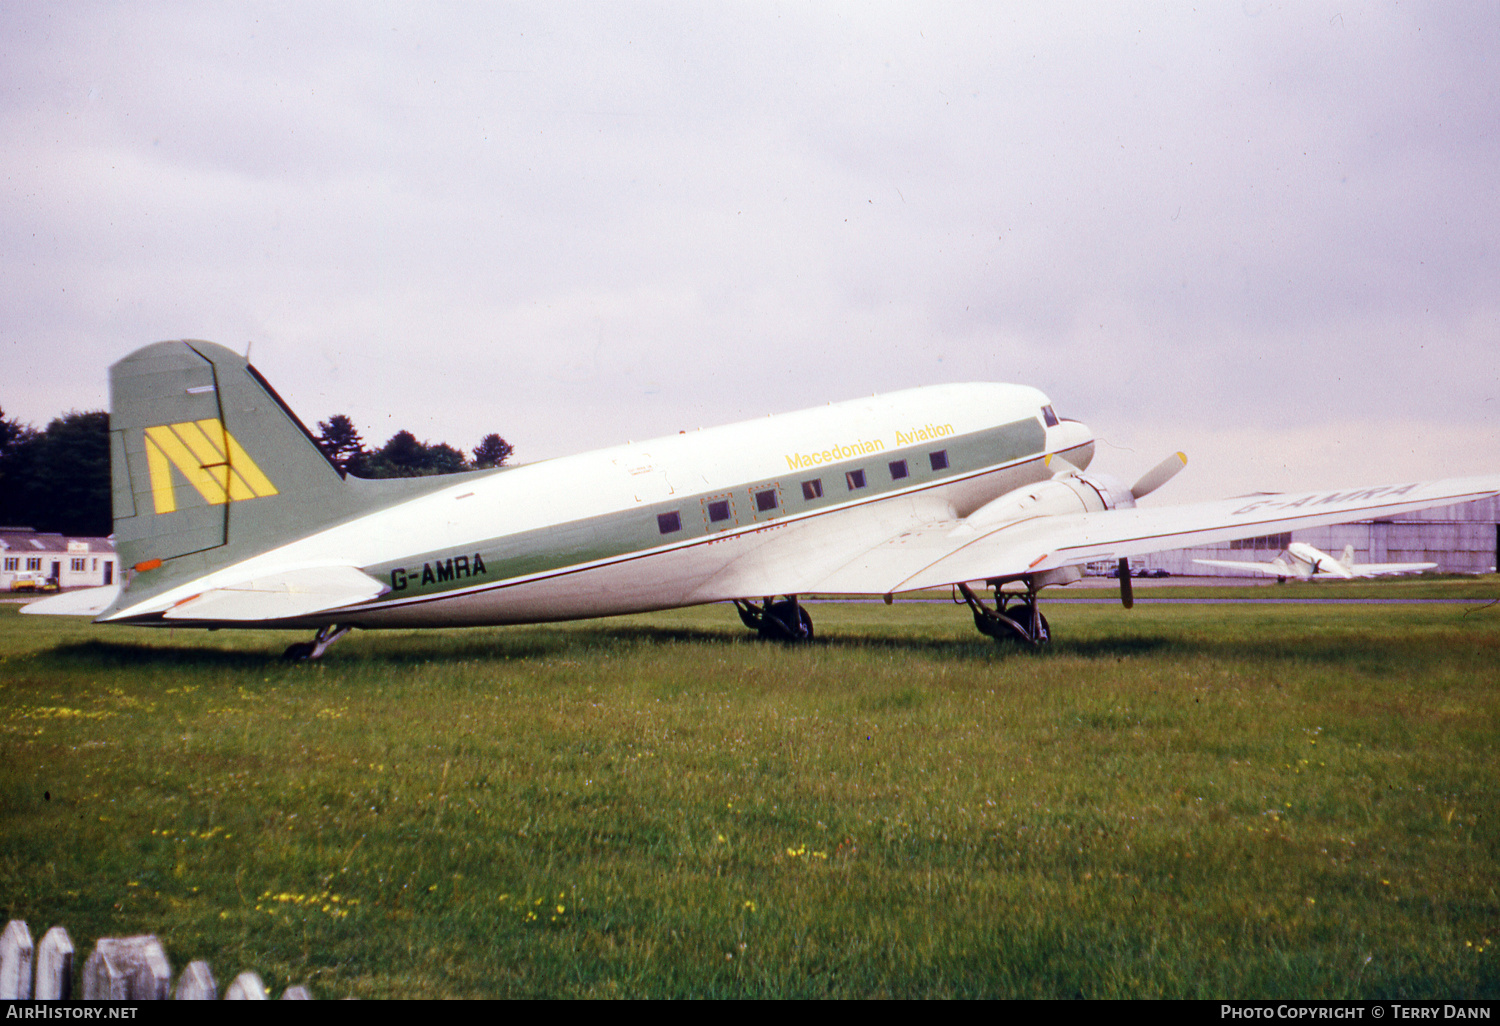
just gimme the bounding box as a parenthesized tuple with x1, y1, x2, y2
(1118, 558, 1134, 609)
(1130, 452, 1188, 500)
(1044, 453, 1083, 478)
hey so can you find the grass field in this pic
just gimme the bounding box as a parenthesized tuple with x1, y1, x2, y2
(2, 591, 1498, 998)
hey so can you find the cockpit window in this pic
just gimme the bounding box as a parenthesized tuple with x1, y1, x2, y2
(1041, 405, 1059, 427)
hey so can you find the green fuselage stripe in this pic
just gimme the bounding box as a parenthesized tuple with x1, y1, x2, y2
(369, 417, 1047, 607)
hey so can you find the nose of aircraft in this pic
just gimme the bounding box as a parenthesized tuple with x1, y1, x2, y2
(1047, 417, 1095, 470)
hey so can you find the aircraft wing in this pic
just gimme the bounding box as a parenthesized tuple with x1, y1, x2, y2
(1191, 559, 1286, 576)
(788, 474, 1499, 595)
(1347, 562, 1438, 577)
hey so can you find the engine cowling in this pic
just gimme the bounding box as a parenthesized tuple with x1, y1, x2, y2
(964, 472, 1135, 529)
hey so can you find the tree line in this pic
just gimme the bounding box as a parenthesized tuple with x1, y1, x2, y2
(312, 415, 513, 478)
(0, 406, 512, 538)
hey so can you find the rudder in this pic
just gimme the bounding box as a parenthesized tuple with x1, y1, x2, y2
(109, 340, 357, 610)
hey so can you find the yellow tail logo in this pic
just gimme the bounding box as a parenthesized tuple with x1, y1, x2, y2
(144, 419, 279, 514)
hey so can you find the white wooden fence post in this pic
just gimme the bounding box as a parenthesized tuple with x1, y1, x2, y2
(15, 922, 311, 1000)
(174, 959, 217, 1000)
(224, 971, 268, 1000)
(0, 920, 34, 1000)
(35, 926, 73, 1000)
(82, 936, 171, 1000)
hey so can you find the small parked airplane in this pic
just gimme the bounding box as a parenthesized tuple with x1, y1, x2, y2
(23, 340, 1500, 657)
(1195, 542, 1436, 581)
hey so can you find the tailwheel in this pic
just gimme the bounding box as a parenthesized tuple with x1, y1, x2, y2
(282, 624, 354, 661)
(733, 596, 814, 642)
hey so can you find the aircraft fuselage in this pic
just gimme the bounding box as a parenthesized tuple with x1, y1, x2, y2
(106, 383, 1093, 628)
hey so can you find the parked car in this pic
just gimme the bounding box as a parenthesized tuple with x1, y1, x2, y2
(9, 572, 59, 593)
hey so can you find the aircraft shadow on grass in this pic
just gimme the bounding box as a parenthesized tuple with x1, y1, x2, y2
(40, 624, 1419, 671)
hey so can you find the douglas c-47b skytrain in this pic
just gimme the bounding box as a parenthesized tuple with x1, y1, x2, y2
(24, 340, 1500, 659)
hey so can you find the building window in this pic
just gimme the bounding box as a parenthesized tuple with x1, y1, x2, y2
(801, 479, 823, 501)
(3, 558, 16, 572)
(1230, 533, 1290, 551)
(71, 558, 87, 572)
(708, 499, 732, 523)
(929, 450, 949, 471)
(888, 459, 909, 481)
(846, 469, 867, 490)
(755, 488, 778, 513)
(92, 559, 98, 571)
(657, 511, 682, 534)
(26, 558, 41, 571)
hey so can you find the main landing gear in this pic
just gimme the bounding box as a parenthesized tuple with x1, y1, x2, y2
(734, 596, 814, 642)
(957, 581, 1050, 647)
(282, 624, 353, 662)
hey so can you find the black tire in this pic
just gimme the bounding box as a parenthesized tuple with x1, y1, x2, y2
(759, 600, 813, 642)
(982, 603, 1050, 645)
(282, 641, 315, 662)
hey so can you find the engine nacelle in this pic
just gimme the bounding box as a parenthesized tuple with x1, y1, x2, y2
(965, 472, 1135, 529)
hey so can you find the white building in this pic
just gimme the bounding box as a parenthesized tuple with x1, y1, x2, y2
(0, 528, 117, 591)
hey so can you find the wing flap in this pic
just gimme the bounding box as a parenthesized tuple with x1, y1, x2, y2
(162, 565, 389, 621)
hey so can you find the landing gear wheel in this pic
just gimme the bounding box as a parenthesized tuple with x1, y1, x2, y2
(760, 599, 813, 641)
(733, 597, 814, 642)
(957, 582, 1052, 647)
(1008, 603, 1050, 645)
(281, 624, 354, 662)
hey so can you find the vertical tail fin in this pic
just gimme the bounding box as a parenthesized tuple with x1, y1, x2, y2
(107, 340, 407, 613)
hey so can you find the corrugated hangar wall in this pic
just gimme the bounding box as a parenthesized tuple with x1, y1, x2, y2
(1147, 495, 1500, 576)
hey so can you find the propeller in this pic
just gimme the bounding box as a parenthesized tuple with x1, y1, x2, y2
(1130, 451, 1188, 500)
(1043, 453, 1083, 478)
(1119, 452, 1185, 608)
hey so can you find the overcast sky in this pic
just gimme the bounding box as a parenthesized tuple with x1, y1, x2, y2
(4, 2, 1496, 501)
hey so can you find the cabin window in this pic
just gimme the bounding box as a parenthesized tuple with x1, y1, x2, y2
(755, 488, 778, 513)
(1042, 405, 1059, 427)
(846, 469, 867, 490)
(657, 511, 682, 534)
(801, 479, 823, 500)
(929, 450, 949, 471)
(888, 459, 909, 480)
(708, 499, 732, 523)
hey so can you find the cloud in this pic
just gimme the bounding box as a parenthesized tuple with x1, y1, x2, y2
(2, 2, 1495, 492)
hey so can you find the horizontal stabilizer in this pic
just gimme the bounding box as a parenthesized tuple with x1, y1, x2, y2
(21, 585, 124, 617)
(161, 566, 388, 622)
